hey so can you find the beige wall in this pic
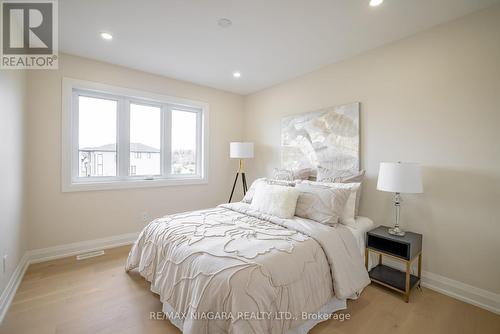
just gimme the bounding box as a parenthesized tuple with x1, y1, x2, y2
(243, 6, 500, 294)
(10, 3, 500, 300)
(0, 71, 28, 294)
(26, 54, 245, 250)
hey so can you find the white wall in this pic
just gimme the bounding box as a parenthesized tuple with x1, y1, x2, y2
(243, 6, 500, 294)
(25, 54, 245, 250)
(0, 71, 27, 295)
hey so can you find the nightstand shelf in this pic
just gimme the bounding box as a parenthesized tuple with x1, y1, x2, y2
(369, 264, 420, 292)
(365, 226, 423, 302)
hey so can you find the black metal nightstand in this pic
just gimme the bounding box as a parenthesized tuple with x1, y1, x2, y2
(365, 226, 422, 302)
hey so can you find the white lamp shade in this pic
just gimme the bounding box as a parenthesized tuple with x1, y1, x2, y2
(377, 162, 423, 193)
(230, 142, 254, 159)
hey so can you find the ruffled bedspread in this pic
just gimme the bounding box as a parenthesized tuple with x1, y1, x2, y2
(125, 202, 369, 334)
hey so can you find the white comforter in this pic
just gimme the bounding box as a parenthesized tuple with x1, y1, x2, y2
(125, 202, 370, 333)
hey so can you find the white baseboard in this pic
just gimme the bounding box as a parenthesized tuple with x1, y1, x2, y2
(1, 232, 499, 324)
(422, 271, 500, 315)
(0, 253, 30, 324)
(370, 255, 500, 315)
(27, 232, 139, 264)
(0, 232, 139, 324)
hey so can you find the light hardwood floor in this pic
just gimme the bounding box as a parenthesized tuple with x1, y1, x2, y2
(1, 246, 499, 334)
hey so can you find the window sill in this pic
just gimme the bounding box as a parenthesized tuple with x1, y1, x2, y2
(62, 177, 208, 192)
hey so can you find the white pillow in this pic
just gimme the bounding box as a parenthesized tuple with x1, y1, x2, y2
(337, 183, 361, 227)
(250, 183, 300, 218)
(297, 180, 360, 227)
(295, 183, 351, 226)
(242, 178, 266, 203)
(242, 178, 295, 204)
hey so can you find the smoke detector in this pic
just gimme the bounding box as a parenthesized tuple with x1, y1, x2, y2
(218, 18, 232, 28)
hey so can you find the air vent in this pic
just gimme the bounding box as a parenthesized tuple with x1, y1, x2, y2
(76, 250, 105, 260)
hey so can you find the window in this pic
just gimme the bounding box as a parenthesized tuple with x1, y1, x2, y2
(62, 78, 209, 192)
(78, 96, 117, 177)
(96, 154, 104, 176)
(171, 109, 198, 175)
(130, 102, 161, 176)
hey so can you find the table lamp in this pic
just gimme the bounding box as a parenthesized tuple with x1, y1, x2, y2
(377, 162, 423, 236)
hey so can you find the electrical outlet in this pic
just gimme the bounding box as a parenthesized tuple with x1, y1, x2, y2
(3, 254, 7, 274)
(141, 212, 149, 223)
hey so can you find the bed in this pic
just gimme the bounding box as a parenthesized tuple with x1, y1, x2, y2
(125, 201, 372, 334)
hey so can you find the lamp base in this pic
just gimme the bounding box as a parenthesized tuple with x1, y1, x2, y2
(388, 226, 406, 237)
(228, 172, 248, 203)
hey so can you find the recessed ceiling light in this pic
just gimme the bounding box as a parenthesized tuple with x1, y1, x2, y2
(218, 18, 232, 28)
(369, 0, 384, 7)
(100, 32, 113, 40)
(233, 72, 241, 78)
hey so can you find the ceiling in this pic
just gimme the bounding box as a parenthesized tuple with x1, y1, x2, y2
(60, 0, 500, 95)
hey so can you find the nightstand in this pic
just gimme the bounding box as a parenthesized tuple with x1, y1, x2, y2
(365, 226, 422, 302)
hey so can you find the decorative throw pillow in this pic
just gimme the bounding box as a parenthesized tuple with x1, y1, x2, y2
(315, 168, 365, 215)
(317, 168, 365, 183)
(250, 183, 300, 219)
(298, 180, 361, 223)
(272, 168, 295, 181)
(307, 168, 318, 181)
(295, 183, 351, 226)
(266, 179, 296, 187)
(340, 171, 365, 183)
(273, 167, 316, 181)
(293, 168, 316, 180)
(242, 178, 295, 204)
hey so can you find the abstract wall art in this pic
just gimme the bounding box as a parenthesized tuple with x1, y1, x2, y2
(281, 102, 360, 176)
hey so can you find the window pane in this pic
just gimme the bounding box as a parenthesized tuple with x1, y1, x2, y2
(78, 96, 117, 177)
(130, 103, 161, 176)
(171, 110, 197, 175)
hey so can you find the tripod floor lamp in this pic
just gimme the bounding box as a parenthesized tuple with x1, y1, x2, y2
(228, 142, 254, 203)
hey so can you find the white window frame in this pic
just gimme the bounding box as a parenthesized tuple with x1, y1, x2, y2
(62, 78, 209, 192)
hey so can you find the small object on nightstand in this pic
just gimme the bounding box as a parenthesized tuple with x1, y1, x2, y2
(365, 226, 423, 302)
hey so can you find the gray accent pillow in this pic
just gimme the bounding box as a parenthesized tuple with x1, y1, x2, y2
(273, 167, 316, 181)
(317, 168, 365, 183)
(266, 179, 296, 187)
(295, 183, 351, 226)
(293, 168, 316, 180)
(272, 168, 294, 181)
(316, 169, 365, 215)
